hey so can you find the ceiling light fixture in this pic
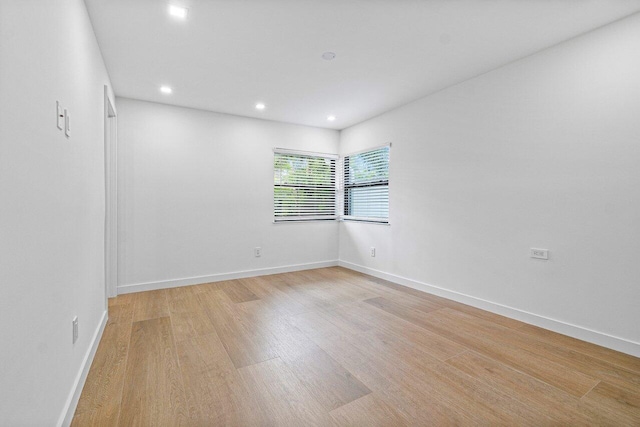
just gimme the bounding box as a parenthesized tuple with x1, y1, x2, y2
(322, 52, 336, 61)
(327, 115, 336, 122)
(168, 4, 188, 19)
(255, 103, 266, 110)
(160, 86, 172, 94)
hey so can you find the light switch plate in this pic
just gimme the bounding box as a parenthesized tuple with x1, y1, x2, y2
(56, 101, 63, 130)
(72, 316, 78, 344)
(64, 109, 70, 137)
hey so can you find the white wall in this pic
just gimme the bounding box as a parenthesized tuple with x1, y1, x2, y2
(339, 13, 640, 354)
(116, 98, 339, 292)
(0, 0, 114, 425)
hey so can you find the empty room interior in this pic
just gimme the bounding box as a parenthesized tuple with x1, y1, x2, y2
(2, 0, 640, 425)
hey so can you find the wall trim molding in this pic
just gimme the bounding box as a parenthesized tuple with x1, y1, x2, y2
(58, 309, 108, 427)
(338, 260, 640, 357)
(117, 260, 340, 294)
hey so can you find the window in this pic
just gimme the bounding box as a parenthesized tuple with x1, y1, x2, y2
(273, 149, 338, 222)
(343, 145, 390, 223)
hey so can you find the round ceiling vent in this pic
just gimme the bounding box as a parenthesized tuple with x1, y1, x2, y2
(321, 52, 336, 61)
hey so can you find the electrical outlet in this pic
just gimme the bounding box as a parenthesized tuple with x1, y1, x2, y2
(254, 247, 261, 257)
(72, 316, 78, 344)
(530, 248, 548, 260)
(371, 247, 376, 257)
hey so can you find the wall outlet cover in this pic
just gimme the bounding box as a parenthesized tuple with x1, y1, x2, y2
(530, 248, 549, 260)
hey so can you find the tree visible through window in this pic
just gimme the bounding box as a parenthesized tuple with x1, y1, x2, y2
(343, 145, 389, 223)
(274, 149, 337, 222)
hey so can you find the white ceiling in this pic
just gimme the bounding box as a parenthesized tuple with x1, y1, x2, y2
(85, 0, 640, 130)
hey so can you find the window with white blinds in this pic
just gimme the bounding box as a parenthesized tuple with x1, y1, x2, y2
(343, 145, 390, 223)
(273, 149, 338, 222)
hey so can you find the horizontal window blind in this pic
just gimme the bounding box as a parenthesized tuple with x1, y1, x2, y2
(274, 149, 337, 222)
(344, 145, 389, 223)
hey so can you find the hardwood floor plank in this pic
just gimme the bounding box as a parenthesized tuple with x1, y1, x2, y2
(176, 333, 262, 426)
(189, 281, 224, 294)
(108, 293, 135, 307)
(216, 304, 322, 362)
(437, 308, 640, 393)
(519, 323, 640, 374)
(279, 270, 374, 311)
(176, 332, 235, 375)
(197, 288, 278, 368)
(71, 403, 120, 427)
(314, 332, 483, 424)
(446, 350, 626, 425)
(331, 301, 467, 362)
(119, 317, 189, 426)
(237, 357, 334, 426)
(349, 329, 554, 425)
(443, 301, 526, 329)
(311, 268, 383, 302)
(329, 393, 409, 427)
(282, 346, 372, 411)
(106, 303, 133, 326)
(365, 295, 440, 317)
(132, 289, 170, 322)
(351, 270, 525, 329)
(74, 322, 130, 416)
(233, 298, 284, 321)
(289, 308, 367, 341)
(164, 284, 198, 301)
(238, 275, 309, 317)
(219, 279, 260, 303)
(413, 307, 600, 397)
(168, 292, 216, 342)
(319, 303, 377, 334)
(269, 275, 338, 312)
(341, 270, 449, 304)
(328, 271, 445, 315)
(368, 305, 466, 361)
(381, 291, 444, 314)
(583, 381, 640, 425)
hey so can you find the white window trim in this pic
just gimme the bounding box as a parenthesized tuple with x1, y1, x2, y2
(341, 143, 391, 225)
(273, 148, 339, 223)
(273, 147, 339, 160)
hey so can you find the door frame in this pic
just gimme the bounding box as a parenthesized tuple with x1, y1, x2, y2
(104, 86, 118, 300)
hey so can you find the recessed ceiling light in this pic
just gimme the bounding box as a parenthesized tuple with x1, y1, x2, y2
(327, 115, 336, 121)
(160, 86, 172, 94)
(255, 103, 266, 110)
(322, 52, 336, 61)
(168, 4, 188, 19)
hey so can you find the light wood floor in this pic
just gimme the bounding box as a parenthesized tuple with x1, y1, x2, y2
(73, 267, 640, 426)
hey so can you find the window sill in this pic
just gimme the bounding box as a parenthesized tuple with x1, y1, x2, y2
(273, 219, 338, 224)
(340, 218, 390, 226)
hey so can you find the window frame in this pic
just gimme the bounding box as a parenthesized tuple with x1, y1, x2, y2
(342, 144, 390, 224)
(273, 148, 339, 223)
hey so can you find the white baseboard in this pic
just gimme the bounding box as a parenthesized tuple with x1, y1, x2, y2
(339, 260, 640, 358)
(58, 309, 108, 427)
(117, 260, 339, 294)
